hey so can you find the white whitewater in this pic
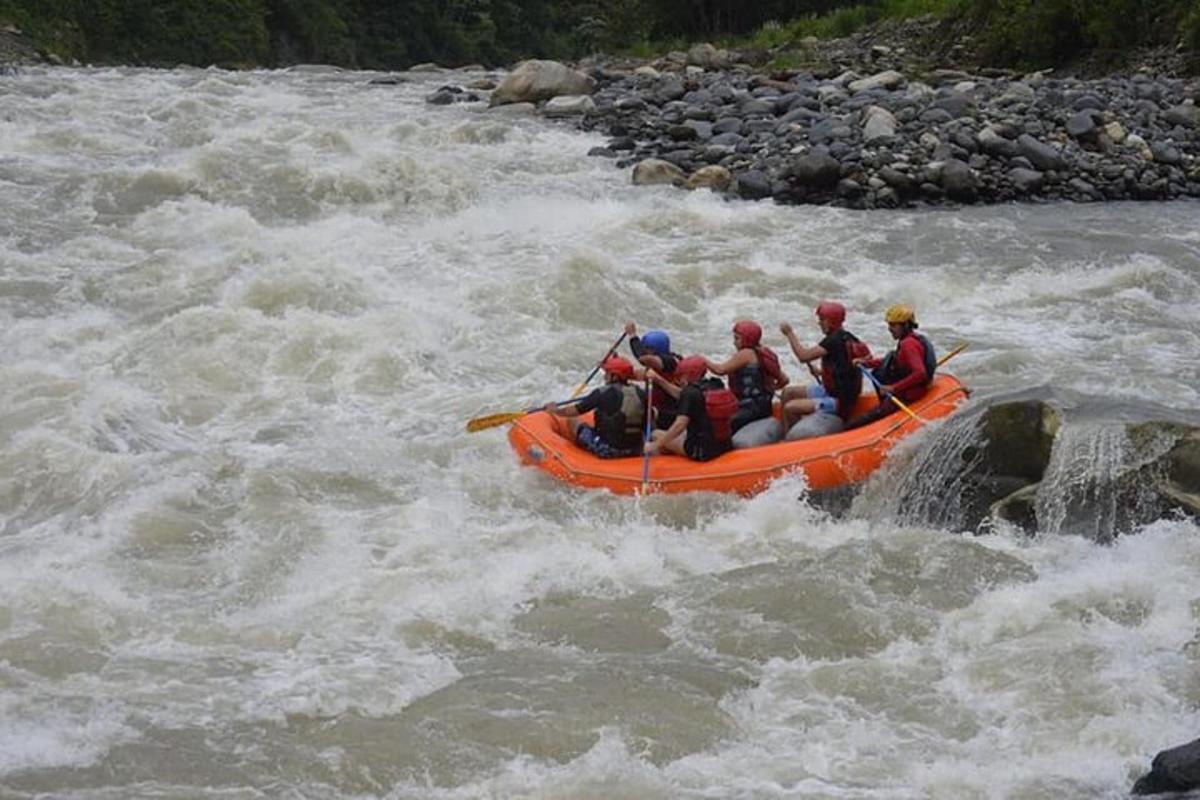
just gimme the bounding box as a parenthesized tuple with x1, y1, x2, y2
(1, 65, 1199, 799)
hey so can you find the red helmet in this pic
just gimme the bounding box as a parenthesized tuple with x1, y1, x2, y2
(675, 356, 708, 383)
(816, 301, 846, 327)
(602, 355, 634, 381)
(732, 320, 762, 347)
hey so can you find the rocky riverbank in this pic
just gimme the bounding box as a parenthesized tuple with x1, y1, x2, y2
(0, 25, 50, 70)
(569, 49, 1200, 208)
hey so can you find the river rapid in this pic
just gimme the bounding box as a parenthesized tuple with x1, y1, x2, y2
(1, 65, 1199, 799)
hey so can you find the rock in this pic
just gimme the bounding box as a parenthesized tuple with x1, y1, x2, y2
(1017, 134, 1065, 171)
(878, 166, 914, 193)
(940, 159, 976, 201)
(1132, 737, 1200, 795)
(990, 483, 1040, 530)
(733, 169, 773, 200)
(978, 127, 1020, 158)
(1103, 121, 1127, 144)
(1009, 167, 1045, 194)
(687, 43, 730, 70)
(487, 102, 537, 116)
(862, 105, 898, 144)
(1162, 103, 1200, 128)
(684, 165, 733, 192)
(632, 158, 686, 186)
(490, 60, 596, 106)
(848, 70, 905, 93)
(997, 82, 1036, 105)
(791, 150, 842, 189)
(542, 95, 596, 116)
(1151, 142, 1184, 165)
(1066, 109, 1101, 140)
(932, 90, 974, 119)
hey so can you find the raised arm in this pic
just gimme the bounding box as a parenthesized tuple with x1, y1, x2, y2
(780, 322, 827, 364)
(705, 348, 756, 375)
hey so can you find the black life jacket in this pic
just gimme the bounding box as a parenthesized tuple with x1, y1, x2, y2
(730, 361, 770, 404)
(875, 332, 937, 388)
(820, 329, 871, 419)
(595, 384, 646, 450)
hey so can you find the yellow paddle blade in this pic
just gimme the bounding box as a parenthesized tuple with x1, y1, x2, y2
(465, 410, 529, 433)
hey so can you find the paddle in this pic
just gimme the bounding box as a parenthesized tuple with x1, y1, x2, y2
(465, 330, 628, 433)
(639, 377, 654, 496)
(860, 366, 925, 424)
(937, 341, 969, 367)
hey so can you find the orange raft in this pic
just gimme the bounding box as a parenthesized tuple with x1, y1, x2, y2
(507, 374, 969, 496)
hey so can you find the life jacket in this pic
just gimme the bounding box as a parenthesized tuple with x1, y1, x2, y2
(874, 332, 937, 388)
(755, 346, 788, 392)
(730, 347, 785, 403)
(820, 329, 871, 419)
(595, 384, 645, 450)
(650, 354, 682, 413)
(701, 384, 738, 445)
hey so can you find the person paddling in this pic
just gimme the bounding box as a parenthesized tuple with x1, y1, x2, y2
(846, 303, 937, 430)
(779, 301, 872, 439)
(544, 356, 646, 458)
(701, 320, 789, 435)
(644, 356, 736, 461)
(625, 321, 682, 429)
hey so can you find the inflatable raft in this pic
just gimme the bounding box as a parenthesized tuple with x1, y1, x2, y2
(508, 374, 969, 495)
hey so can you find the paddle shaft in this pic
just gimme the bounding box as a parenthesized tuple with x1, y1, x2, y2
(937, 341, 969, 368)
(466, 330, 629, 432)
(640, 378, 653, 495)
(568, 330, 629, 400)
(859, 365, 924, 424)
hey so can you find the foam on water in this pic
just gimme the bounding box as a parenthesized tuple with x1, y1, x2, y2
(1, 65, 1199, 798)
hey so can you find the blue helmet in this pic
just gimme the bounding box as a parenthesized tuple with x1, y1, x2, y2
(642, 329, 670, 356)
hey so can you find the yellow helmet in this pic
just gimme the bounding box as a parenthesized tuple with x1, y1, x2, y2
(885, 303, 916, 324)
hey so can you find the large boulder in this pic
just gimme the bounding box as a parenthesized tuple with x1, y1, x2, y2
(632, 158, 686, 186)
(1017, 134, 1065, 171)
(1133, 737, 1200, 795)
(791, 150, 842, 190)
(848, 70, 905, 93)
(684, 165, 733, 192)
(490, 60, 596, 106)
(541, 95, 596, 116)
(862, 105, 898, 144)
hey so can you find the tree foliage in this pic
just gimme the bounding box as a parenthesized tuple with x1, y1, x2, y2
(0, 0, 1196, 69)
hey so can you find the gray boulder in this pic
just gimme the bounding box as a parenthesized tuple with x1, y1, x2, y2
(491, 60, 596, 106)
(1017, 134, 1065, 171)
(940, 159, 977, 201)
(632, 158, 686, 186)
(1133, 737, 1200, 795)
(791, 151, 842, 189)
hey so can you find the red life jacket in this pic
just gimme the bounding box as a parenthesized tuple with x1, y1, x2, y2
(755, 345, 788, 393)
(702, 386, 738, 444)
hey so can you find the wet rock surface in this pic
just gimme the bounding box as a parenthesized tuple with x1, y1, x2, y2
(1133, 737, 1200, 795)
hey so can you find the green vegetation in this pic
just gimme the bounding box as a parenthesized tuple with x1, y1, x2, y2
(965, 0, 1200, 68)
(0, 0, 1196, 71)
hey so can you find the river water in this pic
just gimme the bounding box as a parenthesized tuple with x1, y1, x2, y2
(1, 65, 1199, 799)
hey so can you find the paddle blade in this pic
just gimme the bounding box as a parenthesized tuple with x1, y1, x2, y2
(465, 410, 529, 433)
